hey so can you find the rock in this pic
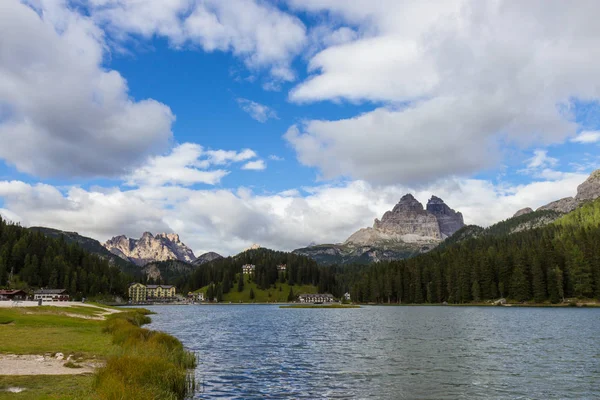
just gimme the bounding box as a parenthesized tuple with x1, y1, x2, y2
(537, 197, 578, 213)
(55, 353, 64, 361)
(373, 194, 442, 239)
(575, 169, 600, 202)
(493, 298, 506, 306)
(103, 232, 196, 266)
(193, 252, 223, 265)
(537, 169, 600, 213)
(426, 196, 465, 237)
(513, 207, 534, 218)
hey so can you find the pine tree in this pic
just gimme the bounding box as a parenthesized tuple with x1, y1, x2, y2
(237, 275, 244, 292)
(287, 287, 295, 302)
(531, 258, 546, 303)
(249, 287, 255, 300)
(510, 265, 530, 302)
(471, 281, 481, 302)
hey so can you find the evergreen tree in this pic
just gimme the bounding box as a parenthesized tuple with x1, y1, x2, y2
(287, 287, 295, 302)
(237, 275, 244, 292)
(510, 265, 530, 302)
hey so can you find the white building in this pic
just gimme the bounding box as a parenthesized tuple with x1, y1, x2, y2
(344, 292, 351, 301)
(34, 289, 69, 302)
(298, 293, 335, 303)
(242, 264, 256, 274)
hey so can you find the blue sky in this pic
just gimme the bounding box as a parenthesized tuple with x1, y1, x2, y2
(1, 0, 600, 255)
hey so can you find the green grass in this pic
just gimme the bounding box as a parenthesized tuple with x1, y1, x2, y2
(94, 310, 196, 400)
(0, 375, 93, 400)
(197, 275, 319, 303)
(280, 304, 361, 309)
(0, 308, 115, 357)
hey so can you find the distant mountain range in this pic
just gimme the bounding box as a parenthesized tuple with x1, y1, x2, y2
(294, 194, 465, 264)
(295, 169, 600, 265)
(103, 232, 197, 266)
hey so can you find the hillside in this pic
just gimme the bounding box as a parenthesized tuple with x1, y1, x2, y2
(29, 227, 140, 276)
(196, 274, 318, 302)
(440, 209, 562, 248)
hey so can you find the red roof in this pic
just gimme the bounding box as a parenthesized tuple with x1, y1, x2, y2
(0, 290, 27, 295)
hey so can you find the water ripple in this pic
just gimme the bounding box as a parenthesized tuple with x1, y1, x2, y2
(146, 305, 600, 399)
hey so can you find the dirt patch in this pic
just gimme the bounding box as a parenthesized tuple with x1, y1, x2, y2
(0, 354, 99, 375)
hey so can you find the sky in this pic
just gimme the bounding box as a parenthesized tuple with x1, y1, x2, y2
(1, 0, 600, 256)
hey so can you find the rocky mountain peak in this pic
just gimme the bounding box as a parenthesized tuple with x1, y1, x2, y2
(426, 196, 464, 237)
(103, 232, 196, 266)
(538, 169, 600, 213)
(575, 168, 600, 202)
(513, 207, 534, 218)
(391, 193, 426, 213)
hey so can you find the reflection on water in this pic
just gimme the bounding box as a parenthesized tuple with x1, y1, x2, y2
(146, 305, 600, 399)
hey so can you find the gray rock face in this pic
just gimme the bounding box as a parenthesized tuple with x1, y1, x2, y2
(373, 194, 442, 239)
(103, 232, 196, 266)
(426, 195, 465, 237)
(537, 169, 600, 213)
(575, 169, 600, 202)
(193, 252, 223, 265)
(513, 207, 534, 218)
(537, 197, 579, 213)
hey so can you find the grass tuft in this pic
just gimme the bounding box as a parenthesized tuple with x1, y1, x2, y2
(94, 310, 196, 400)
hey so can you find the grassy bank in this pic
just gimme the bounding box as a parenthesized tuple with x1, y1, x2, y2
(94, 310, 196, 399)
(0, 307, 196, 400)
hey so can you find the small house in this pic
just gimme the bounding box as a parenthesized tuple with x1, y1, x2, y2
(344, 292, 351, 301)
(277, 264, 287, 271)
(0, 289, 28, 301)
(34, 289, 69, 302)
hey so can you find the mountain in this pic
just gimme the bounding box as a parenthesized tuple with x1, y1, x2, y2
(103, 232, 196, 266)
(348, 196, 600, 304)
(29, 227, 139, 276)
(193, 252, 223, 265)
(294, 194, 464, 265)
(537, 169, 600, 213)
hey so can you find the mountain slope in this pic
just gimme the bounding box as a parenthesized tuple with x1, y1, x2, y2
(29, 226, 139, 276)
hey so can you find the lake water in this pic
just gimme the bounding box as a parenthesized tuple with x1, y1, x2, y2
(146, 305, 600, 399)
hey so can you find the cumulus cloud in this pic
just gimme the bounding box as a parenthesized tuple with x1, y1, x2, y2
(88, 0, 307, 80)
(571, 131, 600, 144)
(241, 160, 266, 171)
(125, 143, 262, 187)
(0, 1, 174, 178)
(0, 169, 589, 256)
(237, 98, 278, 122)
(284, 0, 600, 184)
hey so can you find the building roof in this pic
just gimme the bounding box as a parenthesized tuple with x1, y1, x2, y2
(146, 285, 174, 289)
(0, 289, 27, 295)
(34, 289, 67, 294)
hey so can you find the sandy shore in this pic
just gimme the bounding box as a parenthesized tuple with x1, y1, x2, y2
(0, 354, 98, 375)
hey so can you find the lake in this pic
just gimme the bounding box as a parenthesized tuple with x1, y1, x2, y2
(146, 305, 600, 399)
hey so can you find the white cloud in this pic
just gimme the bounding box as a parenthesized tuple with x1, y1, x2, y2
(0, 1, 174, 178)
(269, 155, 284, 161)
(204, 148, 257, 165)
(571, 131, 600, 144)
(241, 160, 266, 171)
(125, 143, 262, 187)
(89, 0, 307, 80)
(284, 0, 600, 184)
(237, 98, 278, 122)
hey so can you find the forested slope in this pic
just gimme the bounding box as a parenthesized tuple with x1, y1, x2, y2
(0, 218, 131, 299)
